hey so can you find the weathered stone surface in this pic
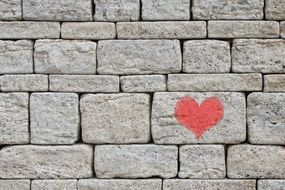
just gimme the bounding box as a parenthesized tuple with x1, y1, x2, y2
(23, 0, 92, 21)
(95, 145, 178, 178)
(227, 145, 285, 178)
(0, 180, 30, 190)
(152, 92, 246, 144)
(164, 179, 256, 190)
(0, 22, 60, 39)
(266, 0, 285, 20)
(30, 93, 79, 144)
(232, 39, 285, 73)
(80, 94, 150, 144)
(78, 179, 162, 190)
(117, 22, 206, 39)
(208, 21, 279, 38)
(179, 145, 226, 179)
(0, 75, 48, 91)
(168, 74, 262, 92)
(0, 145, 93, 178)
(258, 180, 285, 190)
(183, 40, 230, 73)
(121, 75, 166, 92)
(94, 0, 140, 21)
(61, 22, 116, 39)
(247, 93, 285, 144)
(0, 40, 33, 74)
(281, 21, 285, 38)
(264, 75, 285, 92)
(0, 93, 29, 144)
(50, 75, 119, 92)
(142, 0, 190, 20)
(192, 0, 264, 20)
(32, 180, 77, 190)
(0, 0, 21, 20)
(34, 40, 96, 74)
(97, 40, 181, 74)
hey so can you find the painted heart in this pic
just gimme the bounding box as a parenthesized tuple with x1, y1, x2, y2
(175, 96, 224, 139)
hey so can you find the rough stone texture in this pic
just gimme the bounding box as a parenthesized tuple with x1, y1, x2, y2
(49, 75, 119, 92)
(0, 180, 30, 190)
(183, 40, 231, 73)
(179, 145, 226, 179)
(164, 179, 256, 190)
(152, 92, 246, 144)
(192, 0, 264, 20)
(141, 0, 190, 20)
(94, 0, 140, 21)
(121, 75, 166, 92)
(247, 93, 285, 144)
(264, 75, 285, 92)
(266, 0, 285, 20)
(232, 39, 285, 73)
(0, 145, 93, 179)
(30, 93, 79, 144)
(95, 145, 178, 178)
(78, 179, 162, 190)
(0, 75, 48, 92)
(0, 22, 60, 39)
(80, 93, 150, 144)
(0, 0, 22, 20)
(61, 22, 116, 40)
(208, 21, 280, 38)
(23, 0, 92, 21)
(117, 22, 206, 39)
(34, 40, 96, 74)
(32, 180, 77, 190)
(168, 74, 262, 92)
(0, 40, 33, 74)
(97, 40, 181, 74)
(227, 145, 285, 178)
(258, 180, 285, 190)
(0, 93, 29, 144)
(281, 21, 285, 38)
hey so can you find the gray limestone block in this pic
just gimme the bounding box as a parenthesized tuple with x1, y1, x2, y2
(281, 21, 285, 38)
(80, 93, 150, 144)
(265, 0, 285, 20)
(94, 145, 178, 178)
(264, 75, 285, 92)
(0, 0, 22, 20)
(258, 180, 285, 190)
(0, 144, 93, 178)
(32, 180, 77, 190)
(0, 180, 30, 190)
(30, 93, 79, 144)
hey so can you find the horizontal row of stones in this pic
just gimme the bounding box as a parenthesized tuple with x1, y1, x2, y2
(2, 179, 285, 190)
(1, 92, 285, 145)
(1, 0, 284, 21)
(0, 21, 285, 39)
(1, 39, 285, 75)
(0, 144, 285, 179)
(1, 74, 285, 92)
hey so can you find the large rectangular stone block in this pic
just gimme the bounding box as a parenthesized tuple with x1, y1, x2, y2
(97, 40, 181, 74)
(227, 145, 285, 178)
(265, 0, 285, 20)
(247, 93, 285, 144)
(0, 93, 29, 144)
(0, 0, 22, 20)
(95, 145, 178, 178)
(34, 40, 96, 74)
(258, 180, 285, 190)
(264, 75, 285, 92)
(23, 0, 92, 21)
(0, 40, 33, 74)
(192, 0, 264, 19)
(152, 92, 246, 144)
(117, 22, 206, 39)
(32, 180, 77, 190)
(78, 179, 162, 190)
(232, 39, 285, 73)
(80, 93, 150, 144)
(0, 145, 93, 178)
(0, 22, 60, 39)
(168, 74, 262, 92)
(30, 93, 79, 144)
(0, 180, 30, 190)
(208, 21, 279, 38)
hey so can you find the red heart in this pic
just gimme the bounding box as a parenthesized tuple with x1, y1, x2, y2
(175, 96, 224, 139)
